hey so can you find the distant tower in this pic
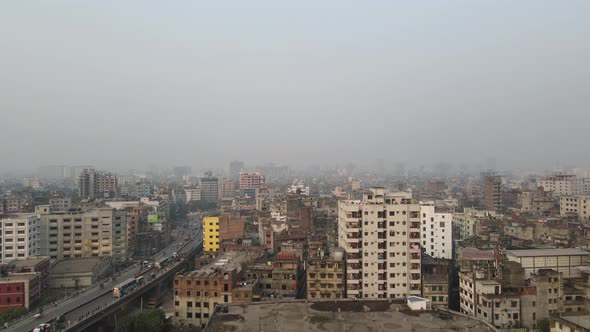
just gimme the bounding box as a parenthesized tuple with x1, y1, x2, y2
(229, 160, 244, 180)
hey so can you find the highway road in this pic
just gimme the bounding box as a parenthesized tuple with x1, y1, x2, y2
(6, 226, 202, 332)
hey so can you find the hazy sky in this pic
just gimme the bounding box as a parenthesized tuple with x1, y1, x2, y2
(1, 1, 589, 172)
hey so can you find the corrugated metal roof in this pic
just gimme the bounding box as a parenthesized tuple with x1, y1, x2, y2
(507, 248, 589, 257)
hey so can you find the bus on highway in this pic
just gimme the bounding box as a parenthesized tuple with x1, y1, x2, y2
(113, 278, 138, 298)
(135, 275, 144, 286)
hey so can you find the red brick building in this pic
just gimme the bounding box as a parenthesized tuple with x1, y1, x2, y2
(218, 213, 245, 243)
(0, 273, 40, 311)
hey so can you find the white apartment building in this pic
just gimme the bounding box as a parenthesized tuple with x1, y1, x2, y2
(36, 206, 127, 260)
(538, 174, 590, 196)
(420, 203, 452, 260)
(338, 187, 422, 299)
(0, 214, 39, 263)
(560, 195, 590, 222)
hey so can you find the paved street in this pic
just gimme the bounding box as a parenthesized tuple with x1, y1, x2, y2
(6, 228, 201, 332)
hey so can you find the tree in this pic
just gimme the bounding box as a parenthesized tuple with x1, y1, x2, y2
(116, 308, 171, 332)
(0, 308, 28, 325)
(538, 318, 550, 332)
(133, 308, 168, 332)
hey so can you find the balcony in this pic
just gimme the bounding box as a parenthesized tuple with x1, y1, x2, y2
(347, 284, 361, 290)
(349, 242, 362, 249)
(346, 222, 360, 230)
(346, 232, 361, 239)
(348, 263, 361, 270)
(409, 222, 420, 229)
(410, 244, 420, 253)
(347, 253, 362, 260)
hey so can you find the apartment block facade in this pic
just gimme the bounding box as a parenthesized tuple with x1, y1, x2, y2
(338, 187, 422, 299)
(307, 250, 346, 300)
(200, 177, 219, 204)
(173, 254, 256, 328)
(420, 203, 453, 260)
(539, 174, 590, 196)
(203, 217, 219, 253)
(0, 215, 39, 263)
(560, 195, 590, 222)
(78, 169, 118, 200)
(238, 172, 265, 190)
(36, 206, 127, 260)
(483, 174, 503, 211)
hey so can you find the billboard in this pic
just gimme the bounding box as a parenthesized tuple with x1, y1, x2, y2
(148, 214, 159, 223)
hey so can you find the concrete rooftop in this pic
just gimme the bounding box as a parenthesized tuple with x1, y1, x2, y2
(205, 300, 492, 332)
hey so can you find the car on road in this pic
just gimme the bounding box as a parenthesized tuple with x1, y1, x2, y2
(33, 323, 51, 332)
(33, 314, 42, 318)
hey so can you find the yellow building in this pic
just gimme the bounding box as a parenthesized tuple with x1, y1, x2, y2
(203, 216, 219, 252)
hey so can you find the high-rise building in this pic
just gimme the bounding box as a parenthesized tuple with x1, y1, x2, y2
(184, 187, 201, 203)
(482, 173, 503, 211)
(218, 178, 235, 199)
(200, 177, 219, 204)
(0, 214, 39, 263)
(229, 160, 244, 180)
(97, 172, 118, 199)
(78, 168, 97, 200)
(203, 216, 219, 252)
(338, 187, 422, 299)
(133, 178, 152, 198)
(239, 172, 265, 190)
(78, 169, 118, 200)
(420, 203, 453, 260)
(36, 205, 127, 260)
